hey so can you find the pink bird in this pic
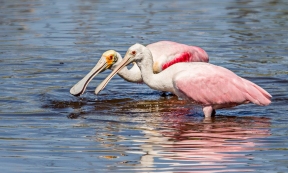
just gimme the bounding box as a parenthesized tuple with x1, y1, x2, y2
(70, 41, 209, 96)
(95, 43, 272, 118)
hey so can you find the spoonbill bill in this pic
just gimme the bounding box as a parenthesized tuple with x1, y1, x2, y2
(70, 41, 209, 96)
(95, 43, 271, 117)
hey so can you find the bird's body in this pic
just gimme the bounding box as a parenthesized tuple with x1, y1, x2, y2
(70, 41, 209, 96)
(96, 43, 272, 117)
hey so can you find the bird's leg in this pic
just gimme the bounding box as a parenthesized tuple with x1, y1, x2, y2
(160, 92, 167, 97)
(202, 106, 216, 118)
(212, 109, 216, 117)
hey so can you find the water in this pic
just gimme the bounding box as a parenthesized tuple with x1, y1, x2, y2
(0, 0, 288, 172)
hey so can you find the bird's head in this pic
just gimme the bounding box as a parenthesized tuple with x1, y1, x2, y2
(69, 50, 120, 96)
(101, 50, 120, 69)
(121, 43, 150, 64)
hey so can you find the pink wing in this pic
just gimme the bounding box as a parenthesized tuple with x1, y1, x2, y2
(172, 64, 271, 107)
(146, 41, 209, 73)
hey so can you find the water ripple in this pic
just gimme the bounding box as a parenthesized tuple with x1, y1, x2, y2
(0, 0, 288, 172)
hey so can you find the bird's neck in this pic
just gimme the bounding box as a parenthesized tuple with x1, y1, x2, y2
(111, 53, 142, 83)
(136, 48, 173, 92)
(137, 48, 154, 81)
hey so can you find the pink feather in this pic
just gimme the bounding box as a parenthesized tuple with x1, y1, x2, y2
(172, 64, 271, 108)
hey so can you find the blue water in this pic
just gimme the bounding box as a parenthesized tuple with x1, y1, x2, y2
(0, 0, 287, 172)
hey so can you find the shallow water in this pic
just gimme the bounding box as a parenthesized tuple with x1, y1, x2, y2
(0, 0, 288, 172)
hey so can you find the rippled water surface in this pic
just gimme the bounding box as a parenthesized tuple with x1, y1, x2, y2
(1, 0, 288, 172)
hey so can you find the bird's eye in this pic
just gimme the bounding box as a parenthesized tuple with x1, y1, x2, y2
(131, 51, 136, 55)
(114, 55, 118, 62)
(109, 55, 113, 60)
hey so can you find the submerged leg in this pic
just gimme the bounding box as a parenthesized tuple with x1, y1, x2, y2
(203, 106, 216, 118)
(160, 92, 167, 97)
(212, 109, 216, 117)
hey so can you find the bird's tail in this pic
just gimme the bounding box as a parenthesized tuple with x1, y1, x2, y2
(242, 78, 272, 106)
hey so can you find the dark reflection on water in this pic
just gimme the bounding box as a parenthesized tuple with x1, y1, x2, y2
(0, 0, 288, 172)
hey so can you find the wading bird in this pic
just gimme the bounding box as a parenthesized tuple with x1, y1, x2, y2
(70, 41, 209, 96)
(95, 43, 271, 118)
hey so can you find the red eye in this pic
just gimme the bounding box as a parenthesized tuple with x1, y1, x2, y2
(109, 55, 113, 60)
(131, 51, 136, 55)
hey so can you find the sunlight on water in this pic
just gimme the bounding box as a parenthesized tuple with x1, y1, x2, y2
(0, 0, 287, 172)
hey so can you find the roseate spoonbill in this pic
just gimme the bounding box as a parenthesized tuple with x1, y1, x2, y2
(95, 43, 271, 117)
(70, 41, 209, 96)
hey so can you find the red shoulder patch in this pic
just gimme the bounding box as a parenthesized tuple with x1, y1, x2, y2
(162, 52, 192, 70)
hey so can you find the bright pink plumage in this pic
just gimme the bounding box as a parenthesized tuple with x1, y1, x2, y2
(162, 52, 192, 70)
(172, 63, 271, 110)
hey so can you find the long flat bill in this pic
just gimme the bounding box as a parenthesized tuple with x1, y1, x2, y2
(70, 59, 107, 96)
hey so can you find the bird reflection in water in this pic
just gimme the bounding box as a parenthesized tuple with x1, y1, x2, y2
(136, 114, 270, 171)
(87, 98, 271, 171)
